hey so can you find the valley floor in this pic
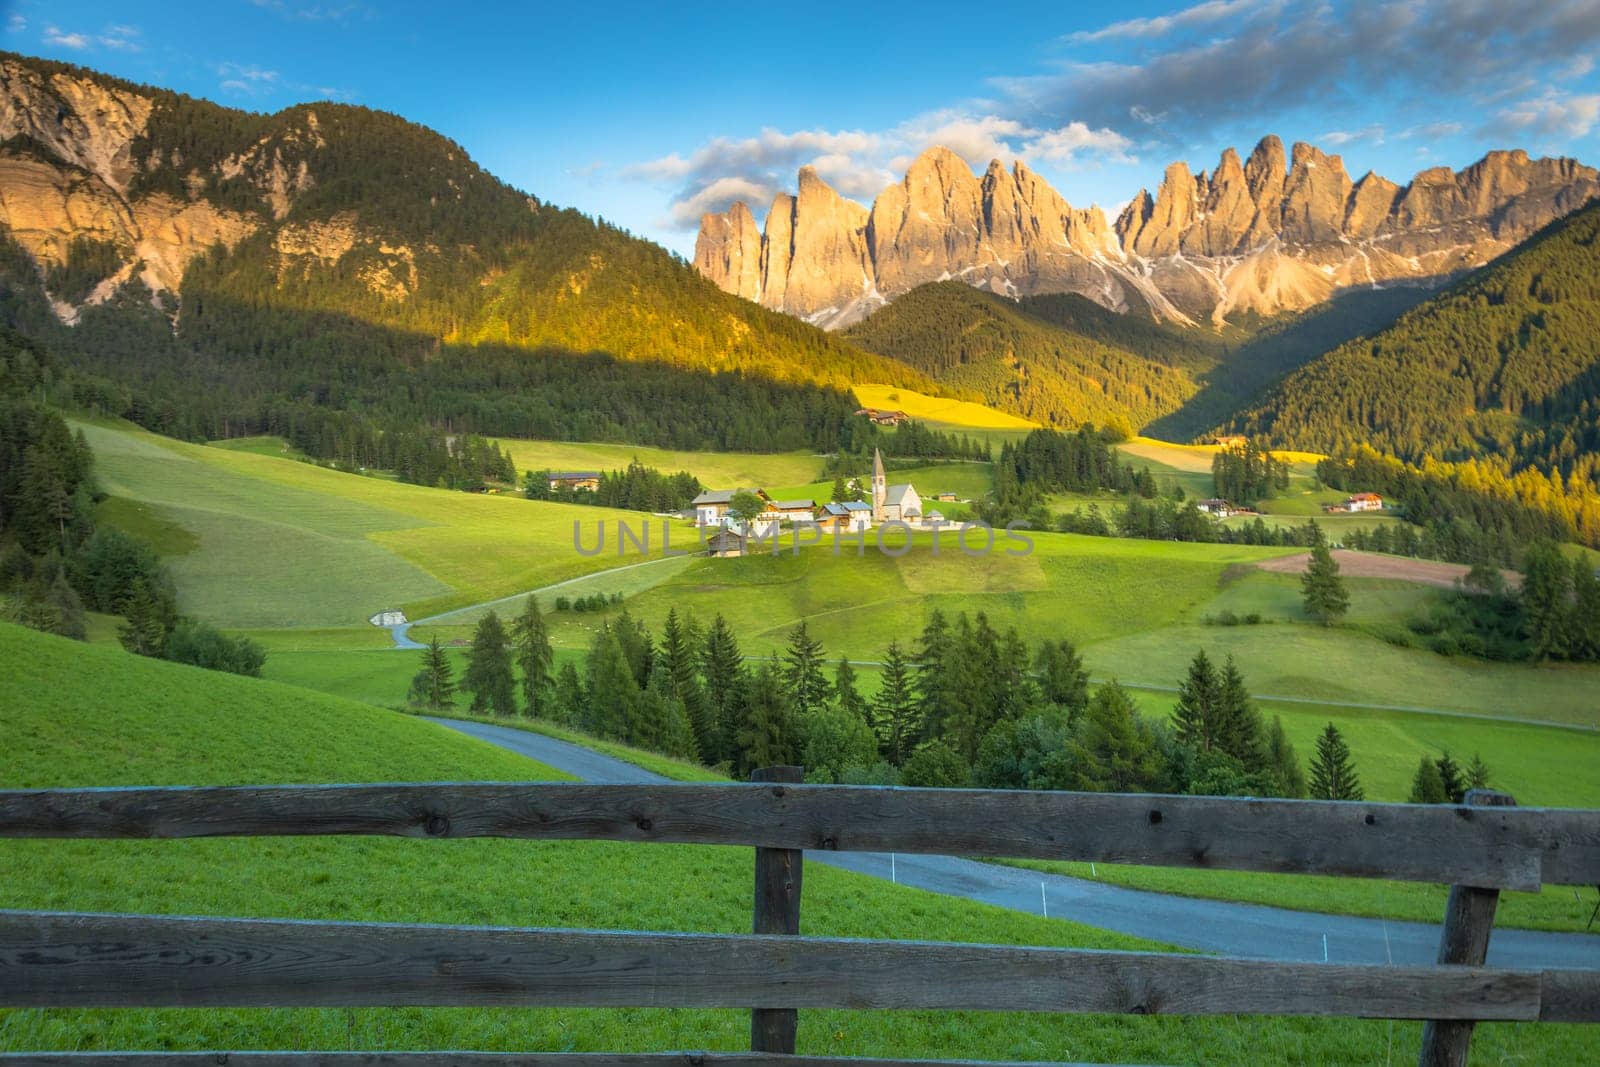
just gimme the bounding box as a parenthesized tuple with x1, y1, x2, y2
(57, 418, 1600, 938)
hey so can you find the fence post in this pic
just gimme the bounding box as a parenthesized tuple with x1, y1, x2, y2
(750, 764, 805, 1055)
(1417, 788, 1516, 1067)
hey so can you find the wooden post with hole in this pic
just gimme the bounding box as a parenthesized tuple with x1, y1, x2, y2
(1417, 788, 1516, 1067)
(750, 765, 805, 1055)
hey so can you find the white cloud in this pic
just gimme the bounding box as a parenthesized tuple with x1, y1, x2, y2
(43, 26, 90, 49)
(1396, 121, 1463, 141)
(667, 176, 779, 229)
(1493, 91, 1600, 139)
(218, 62, 280, 83)
(890, 112, 1030, 170)
(7, 15, 25, 34)
(1319, 125, 1385, 147)
(1068, 0, 1274, 43)
(97, 25, 141, 51)
(1024, 121, 1136, 164)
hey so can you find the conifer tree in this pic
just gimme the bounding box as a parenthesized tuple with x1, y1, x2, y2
(782, 620, 829, 716)
(1467, 752, 1492, 791)
(1408, 755, 1448, 803)
(407, 635, 457, 710)
(913, 609, 959, 741)
(700, 614, 745, 764)
(1308, 722, 1363, 801)
(996, 627, 1042, 721)
(1264, 715, 1306, 797)
(1035, 637, 1090, 720)
(44, 569, 85, 640)
(553, 660, 586, 726)
(832, 656, 869, 723)
(1069, 681, 1164, 793)
(1172, 649, 1221, 752)
(1216, 655, 1265, 770)
(645, 664, 698, 760)
(512, 595, 554, 717)
(1301, 542, 1349, 625)
(117, 575, 167, 657)
(830, 474, 850, 504)
(1521, 542, 1572, 659)
(463, 610, 516, 716)
(874, 640, 919, 766)
(660, 608, 711, 757)
(585, 626, 640, 741)
(736, 661, 795, 776)
(611, 608, 654, 687)
(1435, 750, 1466, 804)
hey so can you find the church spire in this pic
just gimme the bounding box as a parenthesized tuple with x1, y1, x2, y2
(872, 447, 886, 522)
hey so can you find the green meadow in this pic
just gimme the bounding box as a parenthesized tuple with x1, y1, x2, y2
(76, 420, 672, 628)
(17, 623, 1594, 1064)
(69, 417, 1600, 946)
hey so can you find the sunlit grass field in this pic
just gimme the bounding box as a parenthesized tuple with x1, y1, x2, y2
(77, 420, 675, 627)
(18, 623, 1591, 1064)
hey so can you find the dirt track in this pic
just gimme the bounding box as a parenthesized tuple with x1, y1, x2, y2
(1256, 549, 1521, 590)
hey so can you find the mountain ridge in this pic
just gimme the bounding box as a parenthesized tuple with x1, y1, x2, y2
(0, 50, 932, 404)
(695, 138, 1599, 330)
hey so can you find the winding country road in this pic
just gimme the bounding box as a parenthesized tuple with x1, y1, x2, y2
(434, 717, 1600, 970)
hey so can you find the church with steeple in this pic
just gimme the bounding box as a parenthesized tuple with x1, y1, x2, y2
(870, 447, 923, 524)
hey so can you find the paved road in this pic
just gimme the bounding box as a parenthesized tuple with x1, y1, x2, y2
(434, 717, 1600, 970)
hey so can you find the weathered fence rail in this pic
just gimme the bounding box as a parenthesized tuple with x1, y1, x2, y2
(3, 782, 1595, 888)
(0, 776, 1596, 1067)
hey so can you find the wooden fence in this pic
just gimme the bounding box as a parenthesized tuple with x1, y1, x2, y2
(0, 770, 1596, 1067)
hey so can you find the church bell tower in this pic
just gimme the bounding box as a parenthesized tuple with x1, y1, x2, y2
(871, 447, 886, 522)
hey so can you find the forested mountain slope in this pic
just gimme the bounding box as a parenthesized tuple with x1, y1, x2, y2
(0, 52, 929, 452)
(1229, 198, 1600, 491)
(841, 282, 1196, 431)
(841, 280, 1434, 435)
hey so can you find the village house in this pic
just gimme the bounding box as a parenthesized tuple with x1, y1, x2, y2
(855, 407, 909, 426)
(1212, 434, 1247, 449)
(765, 498, 817, 524)
(546, 470, 601, 492)
(816, 500, 873, 532)
(934, 491, 958, 503)
(1196, 498, 1234, 517)
(690, 488, 770, 526)
(1345, 492, 1384, 512)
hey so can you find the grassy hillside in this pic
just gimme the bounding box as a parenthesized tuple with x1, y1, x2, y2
(1229, 199, 1600, 488)
(851, 384, 1040, 430)
(78, 419, 655, 627)
(0, 621, 567, 786)
(842, 282, 1196, 430)
(20, 623, 1594, 1063)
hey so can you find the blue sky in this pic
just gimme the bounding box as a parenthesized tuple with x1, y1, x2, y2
(8, 0, 1600, 256)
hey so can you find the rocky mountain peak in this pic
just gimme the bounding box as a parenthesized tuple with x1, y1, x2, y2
(694, 133, 1598, 328)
